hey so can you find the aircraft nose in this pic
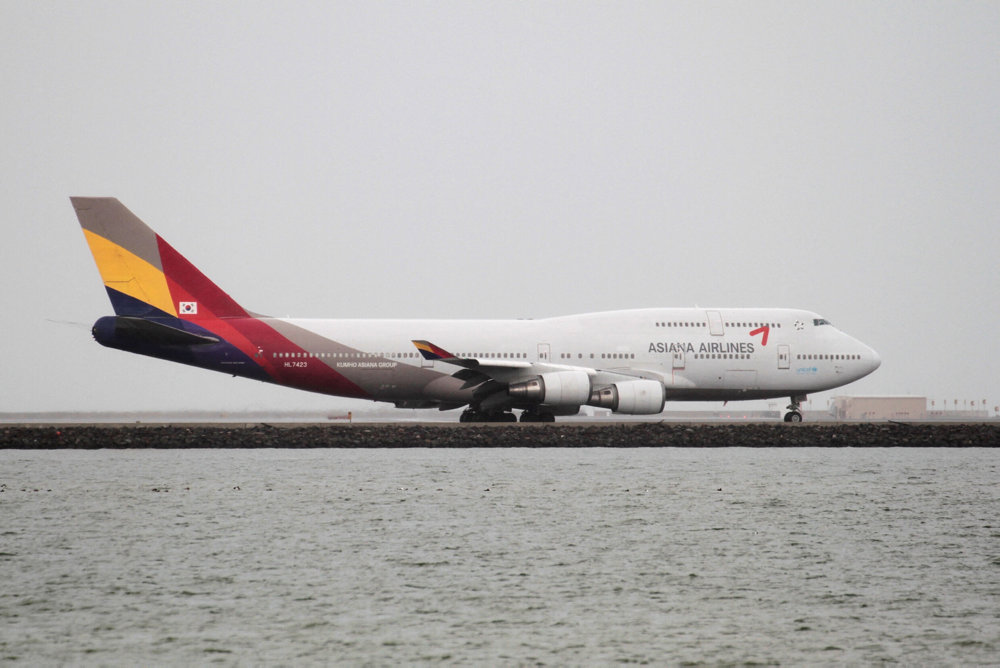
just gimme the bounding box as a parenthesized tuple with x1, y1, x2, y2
(867, 347, 882, 374)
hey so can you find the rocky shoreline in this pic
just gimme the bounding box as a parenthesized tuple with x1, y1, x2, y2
(2, 423, 999, 448)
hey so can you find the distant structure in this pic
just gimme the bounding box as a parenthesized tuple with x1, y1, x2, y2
(926, 402, 994, 421)
(829, 396, 927, 421)
(829, 396, 994, 421)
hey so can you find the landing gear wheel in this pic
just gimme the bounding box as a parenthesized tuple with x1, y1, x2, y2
(519, 409, 556, 423)
(784, 395, 805, 423)
(459, 409, 483, 423)
(460, 409, 517, 423)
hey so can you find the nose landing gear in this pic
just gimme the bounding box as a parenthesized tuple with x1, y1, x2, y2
(784, 396, 805, 422)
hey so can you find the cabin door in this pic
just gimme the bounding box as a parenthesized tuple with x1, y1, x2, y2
(777, 344, 790, 370)
(707, 310, 725, 336)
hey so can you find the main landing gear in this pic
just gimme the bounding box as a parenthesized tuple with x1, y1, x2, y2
(518, 408, 556, 423)
(783, 396, 804, 423)
(458, 408, 556, 423)
(459, 409, 517, 423)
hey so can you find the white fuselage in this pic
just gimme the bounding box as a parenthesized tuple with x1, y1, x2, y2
(259, 307, 881, 409)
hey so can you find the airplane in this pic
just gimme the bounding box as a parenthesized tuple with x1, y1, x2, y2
(72, 197, 881, 423)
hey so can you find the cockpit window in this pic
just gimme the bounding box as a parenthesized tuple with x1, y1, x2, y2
(813, 318, 832, 326)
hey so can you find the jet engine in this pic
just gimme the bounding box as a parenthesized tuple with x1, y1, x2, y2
(507, 371, 592, 406)
(588, 379, 665, 415)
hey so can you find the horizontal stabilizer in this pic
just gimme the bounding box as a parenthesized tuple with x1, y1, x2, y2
(95, 316, 220, 347)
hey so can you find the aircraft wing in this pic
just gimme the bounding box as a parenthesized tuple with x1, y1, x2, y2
(411, 339, 672, 386)
(410, 339, 674, 415)
(411, 339, 610, 384)
(411, 340, 532, 370)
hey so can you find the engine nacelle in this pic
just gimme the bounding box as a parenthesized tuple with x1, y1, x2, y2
(588, 379, 665, 414)
(507, 371, 592, 406)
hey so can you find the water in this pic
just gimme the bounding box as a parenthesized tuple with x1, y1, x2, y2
(1, 447, 998, 665)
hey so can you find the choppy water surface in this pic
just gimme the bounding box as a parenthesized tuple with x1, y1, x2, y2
(1, 447, 998, 665)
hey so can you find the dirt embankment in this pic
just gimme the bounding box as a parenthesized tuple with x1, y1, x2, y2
(2, 423, 999, 448)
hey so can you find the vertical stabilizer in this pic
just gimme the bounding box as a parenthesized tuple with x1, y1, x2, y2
(71, 197, 248, 319)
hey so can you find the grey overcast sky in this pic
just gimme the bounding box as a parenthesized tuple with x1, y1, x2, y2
(3, 1, 998, 415)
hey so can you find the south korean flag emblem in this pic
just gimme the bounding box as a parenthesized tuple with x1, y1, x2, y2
(179, 301, 198, 315)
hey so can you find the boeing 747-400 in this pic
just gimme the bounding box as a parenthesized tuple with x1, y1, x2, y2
(73, 197, 880, 422)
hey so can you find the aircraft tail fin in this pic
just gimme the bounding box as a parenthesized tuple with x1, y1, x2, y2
(71, 197, 249, 319)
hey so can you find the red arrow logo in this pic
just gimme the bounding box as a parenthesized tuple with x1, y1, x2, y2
(749, 325, 770, 346)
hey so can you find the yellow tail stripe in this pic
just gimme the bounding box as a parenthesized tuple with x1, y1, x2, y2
(83, 229, 177, 316)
